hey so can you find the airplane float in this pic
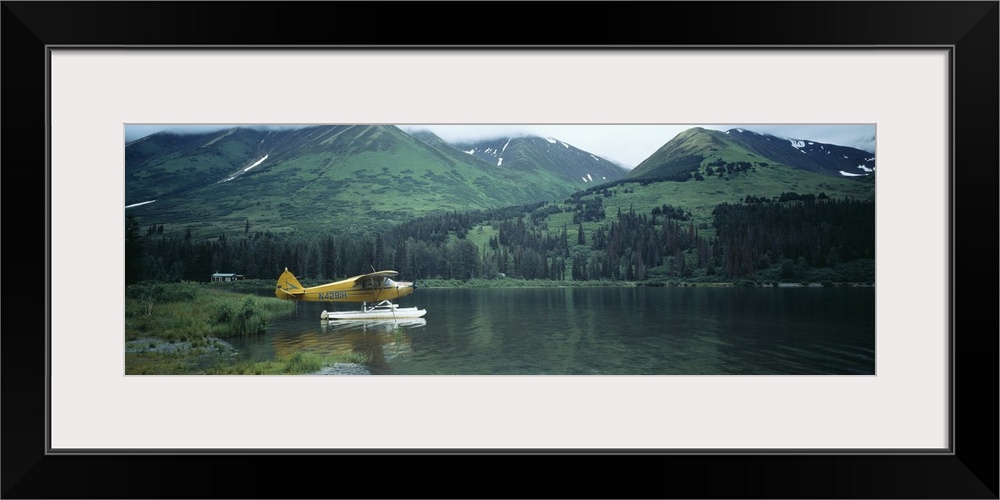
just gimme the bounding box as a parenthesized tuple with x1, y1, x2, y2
(275, 268, 426, 321)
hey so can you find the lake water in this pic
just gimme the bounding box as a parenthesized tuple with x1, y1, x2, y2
(228, 286, 875, 375)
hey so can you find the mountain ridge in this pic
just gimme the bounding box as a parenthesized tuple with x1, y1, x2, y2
(125, 125, 875, 240)
(452, 135, 629, 185)
(627, 127, 875, 182)
(125, 125, 629, 238)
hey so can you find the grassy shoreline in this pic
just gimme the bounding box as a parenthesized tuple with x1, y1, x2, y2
(213, 258, 873, 291)
(125, 281, 368, 375)
(215, 272, 874, 293)
(413, 278, 874, 289)
(132, 271, 874, 374)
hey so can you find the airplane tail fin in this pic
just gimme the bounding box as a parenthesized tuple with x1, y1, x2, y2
(275, 268, 306, 299)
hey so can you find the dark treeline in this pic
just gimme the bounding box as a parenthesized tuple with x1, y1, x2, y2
(126, 195, 875, 285)
(125, 202, 545, 284)
(571, 206, 711, 281)
(712, 197, 875, 278)
(380, 202, 547, 244)
(127, 221, 395, 285)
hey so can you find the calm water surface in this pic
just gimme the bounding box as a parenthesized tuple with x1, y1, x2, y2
(229, 287, 875, 375)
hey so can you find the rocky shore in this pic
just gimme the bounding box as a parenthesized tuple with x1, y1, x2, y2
(312, 363, 372, 375)
(125, 337, 238, 356)
(126, 338, 372, 374)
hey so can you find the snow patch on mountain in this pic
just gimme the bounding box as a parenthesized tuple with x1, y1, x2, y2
(244, 154, 268, 172)
(220, 154, 269, 182)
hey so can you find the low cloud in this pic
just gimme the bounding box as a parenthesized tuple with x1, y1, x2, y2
(124, 124, 309, 143)
(125, 124, 876, 166)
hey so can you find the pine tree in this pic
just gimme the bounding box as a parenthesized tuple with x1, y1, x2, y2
(125, 214, 144, 284)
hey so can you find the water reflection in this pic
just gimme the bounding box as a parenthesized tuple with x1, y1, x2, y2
(321, 318, 427, 333)
(233, 306, 426, 374)
(233, 287, 875, 375)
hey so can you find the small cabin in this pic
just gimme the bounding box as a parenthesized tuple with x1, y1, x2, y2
(211, 272, 244, 282)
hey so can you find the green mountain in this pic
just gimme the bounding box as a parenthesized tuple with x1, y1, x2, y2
(128, 125, 877, 284)
(555, 127, 875, 232)
(125, 125, 626, 238)
(407, 129, 497, 169)
(435, 127, 877, 284)
(627, 127, 876, 181)
(452, 135, 629, 185)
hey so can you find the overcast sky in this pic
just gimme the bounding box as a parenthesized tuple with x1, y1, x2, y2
(125, 124, 875, 169)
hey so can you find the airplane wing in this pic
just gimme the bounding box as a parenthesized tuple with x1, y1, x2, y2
(351, 270, 399, 286)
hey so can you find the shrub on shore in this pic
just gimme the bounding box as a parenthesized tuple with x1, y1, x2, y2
(125, 281, 294, 341)
(213, 296, 268, 337)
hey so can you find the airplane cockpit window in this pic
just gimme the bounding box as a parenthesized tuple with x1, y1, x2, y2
(384, 278, 395, 287)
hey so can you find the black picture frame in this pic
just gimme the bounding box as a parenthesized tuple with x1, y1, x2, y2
(3, 2, 996, 498)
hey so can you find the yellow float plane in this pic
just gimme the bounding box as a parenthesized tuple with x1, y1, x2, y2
(275, 268, 425, 320)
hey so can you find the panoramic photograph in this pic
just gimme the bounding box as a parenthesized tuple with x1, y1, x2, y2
(124, 123, 876, 375)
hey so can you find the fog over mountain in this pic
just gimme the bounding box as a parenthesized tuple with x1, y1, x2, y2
(126, 124, 875, 170)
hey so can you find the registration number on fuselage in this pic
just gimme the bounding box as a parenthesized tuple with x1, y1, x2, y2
(317, 291, 350, 300)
